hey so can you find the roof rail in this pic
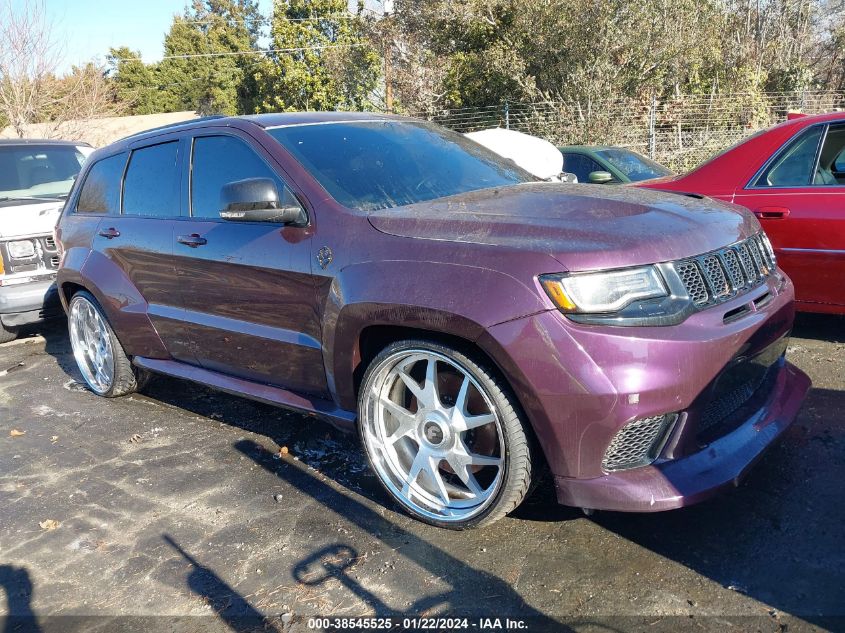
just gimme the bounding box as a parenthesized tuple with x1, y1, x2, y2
(118, 114, 228, 142)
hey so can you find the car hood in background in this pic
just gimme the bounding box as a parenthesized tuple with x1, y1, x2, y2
(0, 200, 64, 240)
(368, 182, 760, 271)
(464, 128, 564, 180)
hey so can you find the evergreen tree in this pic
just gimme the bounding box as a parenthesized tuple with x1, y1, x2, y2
(109, 0, 263, 115)
(107, 47, 176, 114)
(256, 0, 380, 112)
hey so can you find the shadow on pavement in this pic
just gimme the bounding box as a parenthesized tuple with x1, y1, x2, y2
(293, 544, 452, 617)
(235, 439, 568, 630)
(163, 534, 284, 633)
(0, 565, 41, 633)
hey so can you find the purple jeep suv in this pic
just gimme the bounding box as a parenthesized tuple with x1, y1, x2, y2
(55, 113, 810, 529)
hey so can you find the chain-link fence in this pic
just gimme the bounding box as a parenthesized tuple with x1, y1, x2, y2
(412, 91, 845, 172)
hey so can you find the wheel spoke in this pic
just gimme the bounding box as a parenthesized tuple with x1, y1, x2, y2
(397, 369, 425, 403)
(401, 448, 428, 496)
(469, 453, 502, 467)
(452, 410, 496, 433)
(422, 358, 440, 407)
(454, 438, 502, 469)
(425, 458, 451, 506)
(454, 375, 470, 413)
(381, 397, 417, 443)
(446, 454, 484, 497)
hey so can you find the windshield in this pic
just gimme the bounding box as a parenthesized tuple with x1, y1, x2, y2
(594, 148, 673, 181)
(0, 144, 89, 202)
(268, 120, 535, 211)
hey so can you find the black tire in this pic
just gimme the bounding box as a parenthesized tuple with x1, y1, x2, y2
(0, 321, 18, 344)
(358, 339, 534, 529)
(68, 290, 149, 397)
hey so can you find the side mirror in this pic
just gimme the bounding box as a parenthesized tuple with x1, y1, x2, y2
(219, 178, 306, 225)
(588, 170, 614, 184)
(558, 171, 578, 183)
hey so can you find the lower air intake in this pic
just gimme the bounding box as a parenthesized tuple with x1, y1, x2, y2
(602, 414, 677, 472)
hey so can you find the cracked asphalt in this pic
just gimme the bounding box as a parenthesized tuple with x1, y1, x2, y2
(0, 314, 843, 633)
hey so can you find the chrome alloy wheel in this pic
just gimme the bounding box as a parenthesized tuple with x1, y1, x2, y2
(361, 350, 506, 523)
(69, 297, 115, 394)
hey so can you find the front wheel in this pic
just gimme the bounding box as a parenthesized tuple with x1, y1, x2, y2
(358, 340, 534, 529)
(0, 321, 18, 344)
(68, 291, 147, 397)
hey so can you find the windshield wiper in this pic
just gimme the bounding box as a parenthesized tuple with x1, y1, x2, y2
(0, 195, 63, 202)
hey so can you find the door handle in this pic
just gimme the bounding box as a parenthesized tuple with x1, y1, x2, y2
(97, 227, 120, 239)
(753, 206, 790, 219)
(177, 233, 208, 248)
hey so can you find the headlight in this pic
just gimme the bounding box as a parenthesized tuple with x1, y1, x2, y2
(540, 266, 668, 314)
(760, 233, 776, 265)
(7, 240, 36, 259)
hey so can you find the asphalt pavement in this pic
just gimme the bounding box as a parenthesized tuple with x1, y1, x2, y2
(0, 314, 843, 633)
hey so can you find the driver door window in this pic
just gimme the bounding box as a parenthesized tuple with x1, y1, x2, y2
(561, 153, 605, 183)
(190, 135, 295, 218)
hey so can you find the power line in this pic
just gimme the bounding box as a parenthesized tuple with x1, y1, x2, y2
(178, 14, 362, 25)
(115, 43, 370, 63)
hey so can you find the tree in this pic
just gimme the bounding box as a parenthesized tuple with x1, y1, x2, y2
(107, 47, 175, 115)
(158, 0, 264, 115)
(386, 0, 840, 114)
(256, 0, 380, 112)
(0, 0, 119, 138)
(108, 0, 264, 116)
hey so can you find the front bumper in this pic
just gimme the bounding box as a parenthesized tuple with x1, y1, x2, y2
(554, 359, 809, 511)
(0, 277, 61, 327)
(482, 271, 810, 512)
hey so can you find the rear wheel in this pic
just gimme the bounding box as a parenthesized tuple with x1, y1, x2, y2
(68, 291, 147, 397)
(358, 340, 534, 529)
(0, 322, 18, 344)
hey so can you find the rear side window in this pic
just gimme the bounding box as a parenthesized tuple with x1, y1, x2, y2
(191, 135, 287, 218)
(76, 153, 127, 214)
(754, 126, 823, 187)
(123, 141, 180, 217)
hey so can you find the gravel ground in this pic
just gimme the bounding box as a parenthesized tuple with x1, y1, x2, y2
(0, 313, 842, 633)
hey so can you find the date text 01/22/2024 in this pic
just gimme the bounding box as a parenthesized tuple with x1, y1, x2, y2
(307, 617, 530, 630)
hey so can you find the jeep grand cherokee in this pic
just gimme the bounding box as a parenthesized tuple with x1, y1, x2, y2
(55, 113, 810, 529)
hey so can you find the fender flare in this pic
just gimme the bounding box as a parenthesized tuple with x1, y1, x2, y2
(58, 249, 169, 358)
(323, 259, 548, 410)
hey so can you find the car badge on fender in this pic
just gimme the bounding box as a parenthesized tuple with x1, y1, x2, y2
(317, 246, 333, 269)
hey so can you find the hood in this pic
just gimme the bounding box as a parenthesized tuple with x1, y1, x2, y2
(367, 183, 760, 272)
(0, 200, 64, 240)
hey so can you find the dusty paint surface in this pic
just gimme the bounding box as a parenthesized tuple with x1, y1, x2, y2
(0, 317, 842, 632)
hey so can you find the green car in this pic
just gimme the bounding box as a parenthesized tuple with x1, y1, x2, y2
(558, 145, 673, 184)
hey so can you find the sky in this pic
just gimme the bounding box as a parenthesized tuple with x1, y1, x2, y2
(33, 0, 274, 73)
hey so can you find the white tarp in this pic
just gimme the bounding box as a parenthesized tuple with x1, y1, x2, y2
(465, 128, 565, 180)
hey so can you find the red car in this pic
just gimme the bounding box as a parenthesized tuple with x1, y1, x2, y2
(638, 112, 845, 314)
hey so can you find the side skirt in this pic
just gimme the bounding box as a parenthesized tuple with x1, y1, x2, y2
(132, 357, 356, 432)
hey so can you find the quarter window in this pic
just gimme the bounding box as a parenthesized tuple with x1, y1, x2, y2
(123, 141, 181, 217)
(76, 153, 127, 214)
(191, 135, 289, 219)
(754, 126, 823, 187)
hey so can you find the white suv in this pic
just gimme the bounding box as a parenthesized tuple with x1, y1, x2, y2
(0, 139, 93, 342)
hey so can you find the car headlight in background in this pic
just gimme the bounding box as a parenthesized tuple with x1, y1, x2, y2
(7, 240, 36, 259)
(540, 266, 668, 314)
